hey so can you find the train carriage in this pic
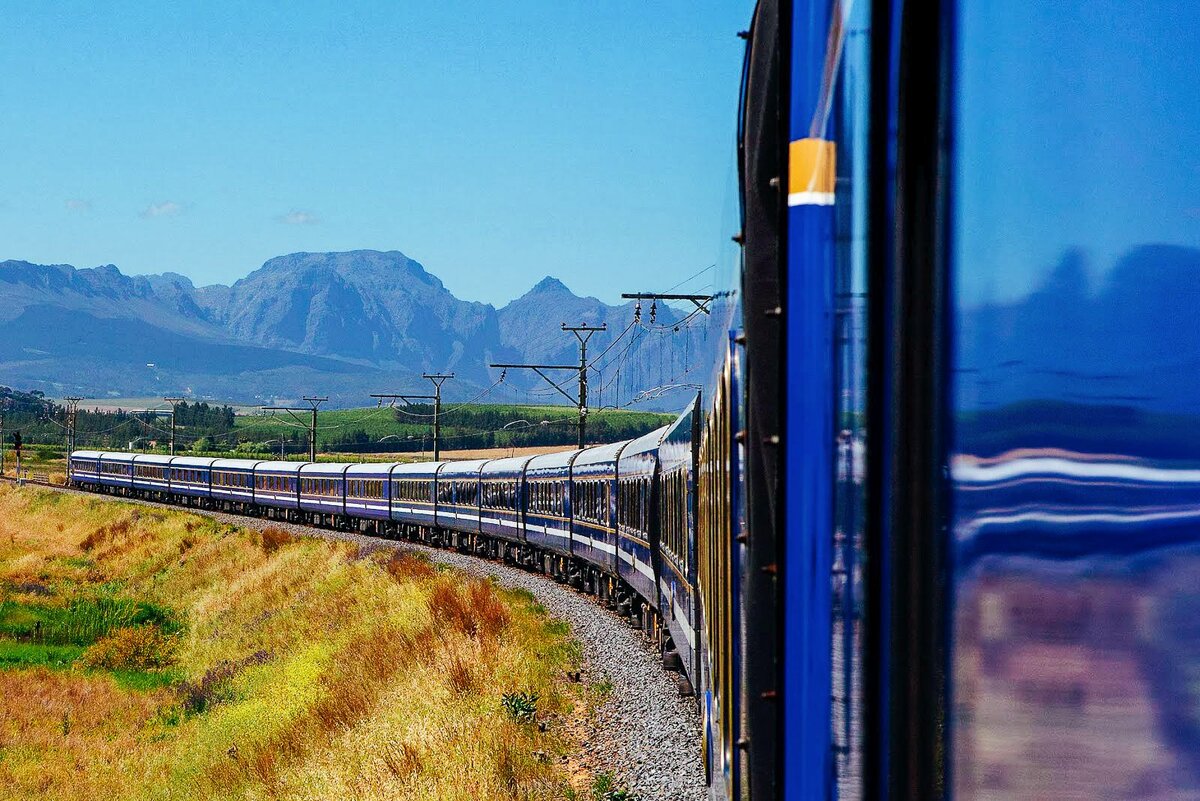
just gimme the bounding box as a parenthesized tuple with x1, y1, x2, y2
(127, 453, 170, 494)
(434, 459, 488, 537)
(97, 451, 135, 491)
(615, 429, 663, 609)
(168, 456, 216, 500)
(211, 458, 259, 507)
(253, 460, 306, 513)
(68, 450, 102, 485)
(657, 402, 700, 695)
(524, 449, 577, 558)
(299, 462, 350, 520)
(570, 440, 629, 576)
(389, 461, 440, 530)
(344, 463, 393, 521)
(479, 456, 531, 543)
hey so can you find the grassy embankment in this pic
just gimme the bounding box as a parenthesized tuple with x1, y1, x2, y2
(0, 485, 591, 800)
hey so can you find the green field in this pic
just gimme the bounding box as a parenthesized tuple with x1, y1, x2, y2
(229, 403, 671, 456)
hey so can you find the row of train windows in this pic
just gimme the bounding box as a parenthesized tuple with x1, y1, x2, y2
(300, 478, 340, 497)
(617, 476, 652, 535)
(257, 475, 295, 493)
(173, 469, 204, 483)
(438, 480, 479, 506)
(214, 472, 252, 489)
(393, 479, 429, 503)
(348, 479, 385, 500)
(135, 466, 167, 480)
(482, 480, 519, 511)
(529, 480, 565, 517)
(574, 480, 610, 525)
(71, 460, 94, 472)
(659, 468, 689, 571)
(101, 462, 130, 475)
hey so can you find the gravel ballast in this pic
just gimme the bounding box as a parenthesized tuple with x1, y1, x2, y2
(20, 482, 707, 801)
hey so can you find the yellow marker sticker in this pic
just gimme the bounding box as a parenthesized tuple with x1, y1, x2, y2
(788, 138, 836, 206)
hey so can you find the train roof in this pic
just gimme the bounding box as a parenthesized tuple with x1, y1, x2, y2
(211, 458, 263, 471)
(298, 462, 354, 476)
(131, 453, 172, 464)
(526, 448, 580, 472)
(480, 455, 534, 476)
(388, 461, 443, 477)
(619, 425, 670, 459)
(345, 462, 402, 476)
(573, 439, 632, 469)
(254, 460, 308, 473)
(438, 459, 491, 477)
(98, 451, 136, 462)
(169, 456, 218, 468)
(72, 450, 104, 458)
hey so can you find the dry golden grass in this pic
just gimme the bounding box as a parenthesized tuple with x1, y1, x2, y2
(0, 485, 586, 801)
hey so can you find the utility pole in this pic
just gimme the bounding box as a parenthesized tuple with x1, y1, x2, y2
(65, 397, 82, 456)
(261, 396, 327, 461)
(372, 373, 454, 460)
(0, 399, 6, 476)
(163, 397, 185, 455)
(491, 322, 607, 449)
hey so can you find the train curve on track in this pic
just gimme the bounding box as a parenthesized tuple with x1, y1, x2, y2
(9, 479, 706, 801)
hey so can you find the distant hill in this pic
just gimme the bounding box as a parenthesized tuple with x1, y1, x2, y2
(0, 251, 703, 410)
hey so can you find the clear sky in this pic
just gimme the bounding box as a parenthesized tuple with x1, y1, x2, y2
(0, 1, 753, 306)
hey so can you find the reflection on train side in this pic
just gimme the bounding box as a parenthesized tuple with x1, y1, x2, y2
(952, 449, 1200, 800)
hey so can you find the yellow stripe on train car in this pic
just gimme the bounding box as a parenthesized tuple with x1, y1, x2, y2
(788, 137, 836, 206)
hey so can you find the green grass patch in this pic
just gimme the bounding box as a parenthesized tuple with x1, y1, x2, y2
(0, 596, 182, 645)
(0, 639, 85, 669)
(106, 668, 184, 692)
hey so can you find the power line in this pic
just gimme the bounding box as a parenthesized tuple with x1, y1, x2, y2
(260, 396, 327, 461)
(372, 372, 454, 460)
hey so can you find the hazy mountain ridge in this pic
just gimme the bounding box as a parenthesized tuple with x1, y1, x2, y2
(0, 251, 692, 407)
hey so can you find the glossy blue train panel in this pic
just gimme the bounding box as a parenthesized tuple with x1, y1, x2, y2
(525, 449, 577, 556)
(389, 461, 439, 527)
(299, 462, 349, 517)
(345, 463, 393, 520)
(253, 460, 304, 509)
(211, 458, 258, 502)
(435, 459, 488, 535)
(947, 2, 1200, 798)
(616, 428, 663, 607)
(571, 440, 628, 573)
(479, 456, 531, 543)
(169, 456, 216, 498)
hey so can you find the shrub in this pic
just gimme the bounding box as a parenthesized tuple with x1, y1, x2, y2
(81, 625, 179, 671)
(501, 690, 539, 723)
(428, 577, 511, 640)
(383, 551, 436, 582)
(259, 527, 295, 554)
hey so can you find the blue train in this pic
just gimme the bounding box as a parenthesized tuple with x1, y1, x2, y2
(69, 0, 1200, 799)
(68, 400, 706, 693)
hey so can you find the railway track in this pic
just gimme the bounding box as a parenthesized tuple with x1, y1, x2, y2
(0, 476, 705, 801)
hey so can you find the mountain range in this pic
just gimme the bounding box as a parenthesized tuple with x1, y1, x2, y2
(0, 250, 702, 409)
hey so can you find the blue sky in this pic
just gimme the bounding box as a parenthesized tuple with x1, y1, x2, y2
(0, 1, 752, 306)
